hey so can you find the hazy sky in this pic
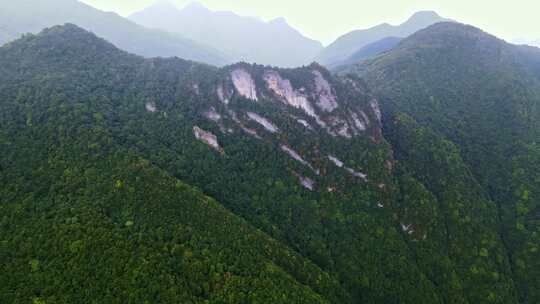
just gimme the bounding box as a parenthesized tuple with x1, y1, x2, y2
(81, 0, 540, 45)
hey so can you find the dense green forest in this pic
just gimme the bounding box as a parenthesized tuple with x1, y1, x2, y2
(0, 23, 538, 303)
(345, 22, 540, 303)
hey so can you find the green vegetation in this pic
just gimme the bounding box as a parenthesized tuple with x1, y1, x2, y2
(348, 22, 540, 303)
(1, 23, 538, 303)
(0, 128, 339, 303)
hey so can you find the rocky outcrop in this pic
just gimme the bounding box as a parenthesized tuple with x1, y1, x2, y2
(264, 71, 318, 118)
(231, 69, 257, 101)
(193, 126, 221, 151)
(246, 112, 279, 133)
(312, 70, 338, 112)
(204, 107, 221, 122)
(328, 155, 368, 181)
(145, 101, 157, 113)
(370, 100, 382, 122)
(217, 85, 230, 104)
(281, 145, 319, 174)
(294, 173, 315, 191)
(296, 118, 312, 130)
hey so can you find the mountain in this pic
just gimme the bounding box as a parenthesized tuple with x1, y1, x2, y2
(128, 1, 323, 67)
(0, 0, 229, 65)
(0, 24, 347, 304)
(343, 22, 540, 303)
(513, 38, 540, 48)
(316, 11, 451, 66)
(329, 36, 402, 69)
(0, 23, 535, 303)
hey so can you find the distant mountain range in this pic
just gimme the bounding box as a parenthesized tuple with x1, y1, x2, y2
(316, 11, 452, 66)
(129, 1, 323, 67)
(513, 38, 540, 48)
(0, 0, 230, 65)
(328, 36, 403, 68)
(0, 0, 458, 68)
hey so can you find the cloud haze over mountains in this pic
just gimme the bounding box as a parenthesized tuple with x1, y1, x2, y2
(129, 1, 323, 67)
(316, 11, 452, 66)
(0, 0, 230, 65)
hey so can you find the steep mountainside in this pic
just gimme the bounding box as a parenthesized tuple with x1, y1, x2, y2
(129, 1, 323, 67)
(345, 22, 540, 303)
(0, 24, 345, 304)
(317, 11, 451, 66)
(0, 24, 532, 303)
(0, 0, 229, 65)
(330, 37, 402, 69)
(0, 121, 342, 304)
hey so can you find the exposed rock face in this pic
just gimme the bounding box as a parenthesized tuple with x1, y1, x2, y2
(328, 155, 345, 167)
(217, 85, 229, 104)
(370, 100, 382, 122)
(145, 101, 157, 113)
(350, 111, 367, 131)
(328, 155, 368, 181)
(264, 71, 314, 115)
(204, 107, 221, 122)
(282, 145, 308, 165)
(312, 71, 338, 112)
(263, 70, 328, 128)
(193, 126, 221, 151)
(401, 223, 414, 235)
(246, 112, 279, 133)
(281, 145, 319, 174)
(189, 65, 382, 184)
(231, 69, 257, 101)
(241, 126, 262, 139)
(345, 167, 368, 180)
(330, 117, 353, 138)
(192, 83, 200, 95)
(295, 173, 315, 191)
(296, 119, 312, 129)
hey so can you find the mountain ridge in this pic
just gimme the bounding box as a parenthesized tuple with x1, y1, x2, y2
(128, 0, 323, 67)
(316, 10, 451, 66)
(345, 21, 540, 303)
(329, 36, 403, 69)
(0, 0, 230, 65)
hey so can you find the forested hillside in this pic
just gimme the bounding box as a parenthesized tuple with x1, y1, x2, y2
(0, 117, 343, 303)
(0, 23, 537, 303)
(345, 22, 540, 303)
(0, 25, 348, 303)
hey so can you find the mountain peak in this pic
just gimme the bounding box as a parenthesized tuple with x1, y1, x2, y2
(269, 17, 288, 25)
(39, 23, 103, 41)
(402, 10, 451, 28)
(409, 10, 441, 20)
(403, 11, 445, 26)
(317, 10, 451, 66)
(412, 22, 490, 40)
(7, 23, 124, 60)
(182, 1, 211, 13)
(151, 0, 179, 10)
